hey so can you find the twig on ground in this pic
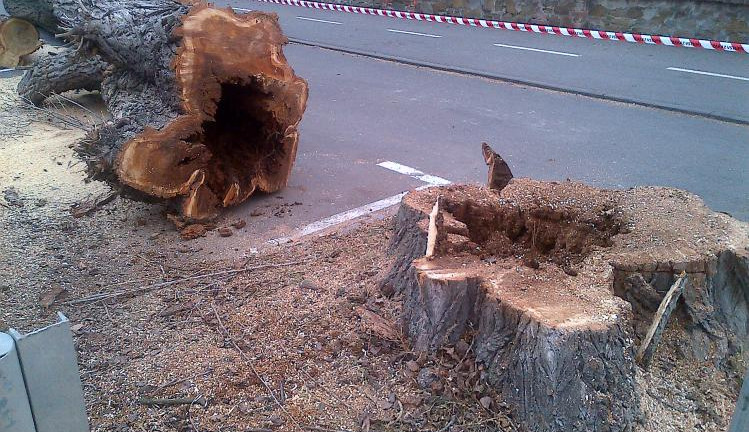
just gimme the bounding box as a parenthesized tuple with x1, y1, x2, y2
(63, 260, 309, 305)
(138, 396, 207, 407)
(211, 303, 300, 427)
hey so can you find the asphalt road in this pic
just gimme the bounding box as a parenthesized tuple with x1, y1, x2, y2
(2, 1, 747, 252)
(219, 0, 749, 124)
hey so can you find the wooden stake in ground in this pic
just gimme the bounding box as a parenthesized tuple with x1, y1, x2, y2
(636, 272, 688, 368)
(0, 17, 40, 68)
(18, 1, 308, 220)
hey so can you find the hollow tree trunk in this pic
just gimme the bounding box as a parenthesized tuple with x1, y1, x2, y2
(18, 0, 308, 220)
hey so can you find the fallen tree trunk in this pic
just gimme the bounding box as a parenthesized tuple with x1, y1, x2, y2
(18, 0, 308, 220)
(0, 17, 40, 67)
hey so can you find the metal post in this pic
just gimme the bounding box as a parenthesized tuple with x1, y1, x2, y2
(0, 332, 37, 432)
(9, 312, 89, 432)
(730, 366, 749, 432)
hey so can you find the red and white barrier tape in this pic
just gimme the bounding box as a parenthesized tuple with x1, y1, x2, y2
(249, 0, 749, 53)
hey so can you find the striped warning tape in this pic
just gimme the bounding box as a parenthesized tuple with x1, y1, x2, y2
(249, 0, 749, 53)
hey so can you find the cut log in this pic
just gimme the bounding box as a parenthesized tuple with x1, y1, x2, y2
(18, 1, 308, 220)
(382, 180, 749, 432)
(2, 0, 59, 33)
(0, 17, 40, 68)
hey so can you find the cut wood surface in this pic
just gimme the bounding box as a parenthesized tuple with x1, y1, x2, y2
(636, 272, 688, 368)
(0, 17, 40, 67)
(18, 1, 308, 220)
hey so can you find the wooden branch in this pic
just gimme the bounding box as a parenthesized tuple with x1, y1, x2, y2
(63, 260, 308, 305)
(138, 396, 207, 407)
(636, 272, 688, 368)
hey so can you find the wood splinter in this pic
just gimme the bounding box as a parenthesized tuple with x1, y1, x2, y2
(636, 272, 688, 368)
(481, 142, 513, 191)
(425, 197, 441, 259)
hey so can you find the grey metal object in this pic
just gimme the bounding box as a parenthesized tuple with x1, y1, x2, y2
(9, 312, 89, 432)
(0, 332, 36, 432)
(729, 367, 749, 432)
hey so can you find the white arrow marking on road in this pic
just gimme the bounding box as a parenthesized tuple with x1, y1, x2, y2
(387, 29, 442, 38)
(667, 67, 749, 82)
(296, 16, 343, 25)
(493, 43, 580, 57)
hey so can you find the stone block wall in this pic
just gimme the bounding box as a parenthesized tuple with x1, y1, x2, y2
(333, 0, 749, 42)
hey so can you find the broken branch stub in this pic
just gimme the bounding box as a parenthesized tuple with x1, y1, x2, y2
(18, 2, 308, 220)
(382, 180, 749, 432)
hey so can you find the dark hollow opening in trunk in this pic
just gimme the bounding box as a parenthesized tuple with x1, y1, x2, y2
(201, 81, 283, 200)
(442, 198, 623, 264)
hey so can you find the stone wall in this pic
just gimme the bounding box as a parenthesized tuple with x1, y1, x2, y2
(333, 0, 749, 42)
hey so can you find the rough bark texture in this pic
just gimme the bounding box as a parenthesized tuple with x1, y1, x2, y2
(383, 180, 749, 432)
(17, 0, 308, 220)
(0, 17, 39, 67)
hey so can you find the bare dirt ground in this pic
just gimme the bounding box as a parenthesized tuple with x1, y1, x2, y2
(0, 74, 743, 432)
(0, 76, 510, 432)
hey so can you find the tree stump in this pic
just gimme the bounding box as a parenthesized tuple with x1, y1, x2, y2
(0, 17, 39, 67)
(18, 1, 308, 220)
(383, 180, 749, 432)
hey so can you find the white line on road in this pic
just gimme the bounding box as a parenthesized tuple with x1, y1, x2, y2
(493, 43, 580, 57)
(296, 16, 343, 25)
(386, 28, 442, 38)
(268, 161, 451, 244)
(0, 68, 15, 73)
(232, 7, 253, 12)
(666, 67, 749, 82)
(377, 161, 452, 185)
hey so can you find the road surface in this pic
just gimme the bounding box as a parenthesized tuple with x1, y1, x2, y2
(1, 1, 747, 252)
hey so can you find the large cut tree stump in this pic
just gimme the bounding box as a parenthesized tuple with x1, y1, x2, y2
(18, 1, 308, 220)
(382, 180, 749, 432)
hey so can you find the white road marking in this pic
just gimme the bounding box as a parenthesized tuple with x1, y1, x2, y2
(269, 193, 406, 244)
(0, 68, 15, 73)
(667, 67, 749, 82)
(493, 43, 580, 57)
(232, 7, 253, 12)
(296, 16, 343, 25)
(377, 161, 451, 186)
(268, 161, 452, 244)
(387, 28, 442, 38)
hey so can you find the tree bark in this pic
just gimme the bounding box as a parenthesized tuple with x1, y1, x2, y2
(18, 0, 308, 220)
